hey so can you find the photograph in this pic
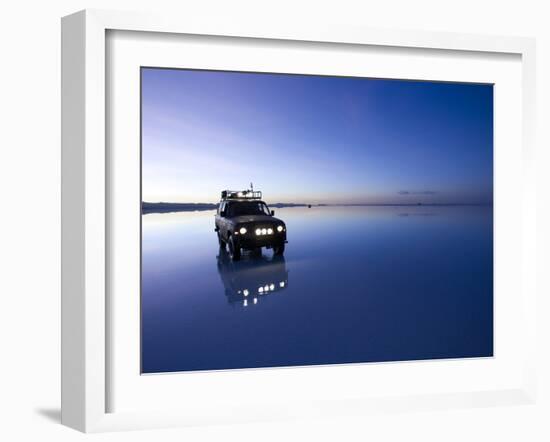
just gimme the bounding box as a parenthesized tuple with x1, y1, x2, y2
(140, 67, 494, 374)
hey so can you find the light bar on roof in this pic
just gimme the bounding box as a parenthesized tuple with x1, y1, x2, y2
(221, 190, 262, 200)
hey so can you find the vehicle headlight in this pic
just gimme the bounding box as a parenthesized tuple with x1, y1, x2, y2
(239, 227, 247, 234)
(267, 228, 273, 234)
(255, 228, 262, 235)
(261, 228, 267, 235)
(277, 225, 284, 232)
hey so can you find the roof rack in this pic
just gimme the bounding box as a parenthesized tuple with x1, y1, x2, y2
(221, 189, 262, 201)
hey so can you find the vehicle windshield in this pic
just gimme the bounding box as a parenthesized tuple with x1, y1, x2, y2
(227, 201, 270, 217)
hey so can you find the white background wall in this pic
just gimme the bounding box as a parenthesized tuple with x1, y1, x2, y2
(0, 1, 548, 440)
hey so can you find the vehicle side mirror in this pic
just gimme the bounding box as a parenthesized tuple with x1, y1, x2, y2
(220, 210, 226, 217)
(270, 210, 275, 216)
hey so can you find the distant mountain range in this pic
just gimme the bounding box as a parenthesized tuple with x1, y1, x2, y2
(142, 202, 216, 214)
(142, 201, 491, 214)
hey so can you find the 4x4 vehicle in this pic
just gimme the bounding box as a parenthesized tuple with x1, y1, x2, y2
(215, 188, 287, 261)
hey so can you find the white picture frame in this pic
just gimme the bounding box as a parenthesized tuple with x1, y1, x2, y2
(61, 9, 538, 433)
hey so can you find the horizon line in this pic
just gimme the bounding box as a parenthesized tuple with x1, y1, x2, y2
(142, 201, 493, 207)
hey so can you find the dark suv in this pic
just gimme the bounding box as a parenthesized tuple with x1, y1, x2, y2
(215, 189, 287, 261)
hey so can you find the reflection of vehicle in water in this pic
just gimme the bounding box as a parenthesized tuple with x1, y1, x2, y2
(214, 186, 287, 261)
(216, 249, 289, 307)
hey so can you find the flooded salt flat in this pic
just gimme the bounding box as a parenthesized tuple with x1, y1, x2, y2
(141, 205, 493, 374)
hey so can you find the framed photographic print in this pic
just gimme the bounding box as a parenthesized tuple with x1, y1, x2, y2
(61, 9, 538, 432)
(139, 67, 494, 374)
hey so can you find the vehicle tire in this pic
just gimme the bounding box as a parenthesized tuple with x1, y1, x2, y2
(273, 243, 285, 256)
(217, 231, 225, 249)
(228, 235, 241, 261)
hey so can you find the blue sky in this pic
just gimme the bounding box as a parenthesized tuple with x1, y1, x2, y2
(141, 68, 493, 204)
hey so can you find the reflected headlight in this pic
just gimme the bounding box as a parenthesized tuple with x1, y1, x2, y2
(277, 225, 284, 232)
(239, 227, 247, 234)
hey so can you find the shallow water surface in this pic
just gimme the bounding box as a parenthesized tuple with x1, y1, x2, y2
(141, 206, 493, 373)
